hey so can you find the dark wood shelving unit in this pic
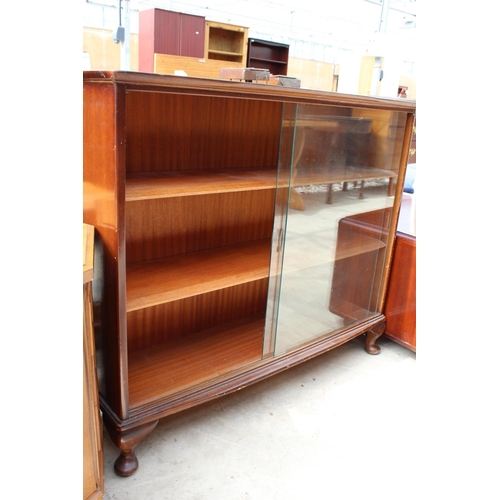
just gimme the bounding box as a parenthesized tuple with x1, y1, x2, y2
(247, 38, 289, 75)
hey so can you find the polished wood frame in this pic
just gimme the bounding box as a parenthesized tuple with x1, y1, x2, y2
(83, 71, 415, 476)
(83, 224, 104, 499)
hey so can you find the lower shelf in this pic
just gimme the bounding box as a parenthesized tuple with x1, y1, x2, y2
(127, 314, 265, 409)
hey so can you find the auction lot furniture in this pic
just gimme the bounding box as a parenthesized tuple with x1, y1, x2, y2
(83, 71, 415, 476)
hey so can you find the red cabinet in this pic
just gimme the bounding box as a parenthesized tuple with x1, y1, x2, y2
(139, 8, 205, 72)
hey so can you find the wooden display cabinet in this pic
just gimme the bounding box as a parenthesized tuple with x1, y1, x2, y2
(204, 21, 248, 64)
(83, 71, 415, 477)
(247, 38, 289, 75)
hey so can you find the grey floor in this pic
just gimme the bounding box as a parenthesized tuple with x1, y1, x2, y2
(102, 335, 417, 500)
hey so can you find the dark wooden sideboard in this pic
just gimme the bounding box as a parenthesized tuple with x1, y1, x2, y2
(83, 71, 416, 476)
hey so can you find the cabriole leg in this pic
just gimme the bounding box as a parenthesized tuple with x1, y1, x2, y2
(365, 321, 385, 355)
(104, 418, 159, 477)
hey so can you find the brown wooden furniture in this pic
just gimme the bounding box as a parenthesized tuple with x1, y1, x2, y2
(329, 207, 392, 355)
(139, 8, 206, 72)
(247, 38, 289, 75)
(383, 193, 416, 351)
(154, 53, 244, 79)
(204, 21, 248, 64)
(83, 70, 415, 477)
(83, 224, 104, 500)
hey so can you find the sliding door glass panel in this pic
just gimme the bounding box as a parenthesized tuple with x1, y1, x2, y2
(263, 102, 297, 358)
(270, 103, 408, 356)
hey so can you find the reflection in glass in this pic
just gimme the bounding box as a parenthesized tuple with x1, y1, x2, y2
(266, 103, 407, 356)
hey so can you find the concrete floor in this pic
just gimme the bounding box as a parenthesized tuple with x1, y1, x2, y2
(102, 335, 417, 500)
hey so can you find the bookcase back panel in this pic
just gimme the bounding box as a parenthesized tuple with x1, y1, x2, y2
(126, 190, 275, 263)
(127, 278, 269, 350)
(125, 91, 282, 172)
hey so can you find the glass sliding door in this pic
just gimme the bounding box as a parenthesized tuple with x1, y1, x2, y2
(266, 102, 408, 356)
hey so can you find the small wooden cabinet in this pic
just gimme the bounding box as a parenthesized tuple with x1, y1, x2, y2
(83, 224, 104, 500)
(247, 38, 289, 75)
(83, 71, 415, 477)
(204, 21, 248, 64)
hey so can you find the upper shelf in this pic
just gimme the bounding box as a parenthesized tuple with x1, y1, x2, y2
(126, 168, 281, 201)
(125, 166, 395, 201)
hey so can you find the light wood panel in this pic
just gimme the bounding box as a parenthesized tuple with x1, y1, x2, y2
(154, 53, 244, 79)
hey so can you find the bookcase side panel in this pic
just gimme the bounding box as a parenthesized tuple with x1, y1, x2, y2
(84, 81, 129, 419)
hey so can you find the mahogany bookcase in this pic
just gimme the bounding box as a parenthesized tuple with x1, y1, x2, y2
(83, 71, 415, 476)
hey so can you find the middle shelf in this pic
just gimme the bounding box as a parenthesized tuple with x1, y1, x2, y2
(126, 228, 386, 313)
(126, 239, 272, 312)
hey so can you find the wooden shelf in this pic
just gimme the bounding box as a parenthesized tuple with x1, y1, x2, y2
(250, 57, 287, 63)
(126, 168, 280, 201)
(293, 166, 396, 187)
(125, 166, 393, 202)
(335, 233, 386, 261)
(126, 239, 271, 312)
(208, 49, 244, 57)
(128, 314, 264, 408)
(278, 233, 385, 278)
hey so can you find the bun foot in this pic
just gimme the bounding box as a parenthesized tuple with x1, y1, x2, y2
(103, 416, 159, 477)
(114, 450, 139, 477)
(365, 339, 381, 355)
(365, 321, 385, 355)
